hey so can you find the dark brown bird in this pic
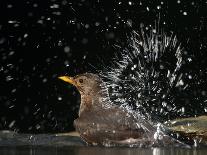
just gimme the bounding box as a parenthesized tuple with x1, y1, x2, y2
(58, 73, 157, 146)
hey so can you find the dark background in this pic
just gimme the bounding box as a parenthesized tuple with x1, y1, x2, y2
(0, 0, 207, 133)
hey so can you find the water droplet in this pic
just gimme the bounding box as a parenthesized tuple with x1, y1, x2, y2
(152, 29, 156, 33)
(85, 24, 89, 29)
(42, 78, 47, 83)
(6, 76, 13, 82)
(95, 22, 100, 26)
(9, 105, 15, 109)
(146, 7, 150, 11)
(58, 97, 62, 101)
(188, 58, 192, 62)
(162, 102, 167, 107)
(37, 20, 43, 24)
(183, 12, 187, 15)
(8, 20, 18, 24)
(11, 89, 16, 93)
(33, 3, 38, 7)
(7, 4, 13, 8)
(36, 124, 41, 130)
(64, 46, 70, 53)
(9, 120, 15, 128)
(24, 34, 28, 38)
(176, 79, 184, 86)
(0, 37, 6, 44)
(157, 5, 161, 9)
(0, 66, 4, 71)
(9, 51, 15, 56)
(58, 40, 63, 46)
(188, 75, 192, 79)
(194, 139, 198, 147)
(181, 107, 185, 113)
(50, 4, 59, 9)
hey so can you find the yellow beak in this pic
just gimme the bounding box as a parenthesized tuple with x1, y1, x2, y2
(58, 76, 77, 86)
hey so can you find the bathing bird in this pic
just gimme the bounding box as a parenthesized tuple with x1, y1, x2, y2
(59, 73, 207, 146)
(58, 73, 158, 146)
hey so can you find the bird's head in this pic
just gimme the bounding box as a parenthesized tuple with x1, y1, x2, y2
(58, 73, 103, 96)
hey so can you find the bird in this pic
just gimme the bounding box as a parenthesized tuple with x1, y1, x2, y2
(58, 27, 207, 147)
(58, 73, 159, 146)
(58, 73, 207, 147)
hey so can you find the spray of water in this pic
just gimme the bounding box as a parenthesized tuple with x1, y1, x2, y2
(96, 25, 193, 146)
(99, 25, 185, 124)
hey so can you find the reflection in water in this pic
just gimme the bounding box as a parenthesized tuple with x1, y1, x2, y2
(0, 146, 206, 155)
(153, 148, 161, 155)
(0, 130, 85, 146)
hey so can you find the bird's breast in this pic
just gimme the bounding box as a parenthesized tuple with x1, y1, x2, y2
(79, 95, 93, 116)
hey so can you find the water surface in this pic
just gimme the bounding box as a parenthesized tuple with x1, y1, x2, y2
(1, 130, 207, 155)
(0, 146, 207, 155)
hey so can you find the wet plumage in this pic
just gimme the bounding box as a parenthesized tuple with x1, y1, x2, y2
(59, 73, 156, 146)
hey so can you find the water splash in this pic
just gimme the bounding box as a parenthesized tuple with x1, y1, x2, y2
(100, 25, 185, 122)
(98, 25, 199, 146)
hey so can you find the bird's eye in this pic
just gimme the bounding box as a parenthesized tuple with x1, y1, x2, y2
(79, 79, 83, 83)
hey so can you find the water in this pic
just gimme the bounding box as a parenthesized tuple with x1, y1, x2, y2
(100, 26, 189, 120)
(1, 26, 206, 149)
(98, 26, 207, 147)
(1, 146, 207, 155)
(0, 130, 207, 155)
(0, 26, 205, 151)
(49, 27, 207, 148)
(1, 0, 207, 153)
(0, 131, 84, 146)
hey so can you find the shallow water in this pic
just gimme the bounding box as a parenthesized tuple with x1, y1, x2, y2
(1, 130, 207, 155)
(1, 146, 207, 155)
(0, 131, 84, 146)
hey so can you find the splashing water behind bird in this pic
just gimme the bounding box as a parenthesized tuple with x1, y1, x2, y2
(98, 25, 202, 146)
(100, 26, 184, 122)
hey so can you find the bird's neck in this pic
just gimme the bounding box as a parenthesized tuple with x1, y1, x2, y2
(79, 89, 111, 116)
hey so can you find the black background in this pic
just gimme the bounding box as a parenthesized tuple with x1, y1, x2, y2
(0, 0, 207, 133)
